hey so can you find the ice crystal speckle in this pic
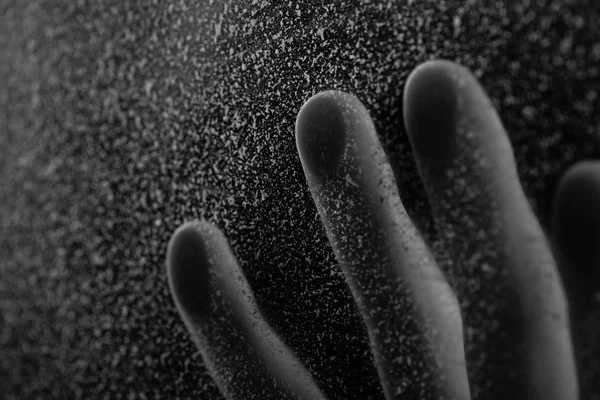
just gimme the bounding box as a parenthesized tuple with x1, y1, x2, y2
(1, 0, 600, 399)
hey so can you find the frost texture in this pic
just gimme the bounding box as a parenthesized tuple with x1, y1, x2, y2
(1, 0, 600, 399)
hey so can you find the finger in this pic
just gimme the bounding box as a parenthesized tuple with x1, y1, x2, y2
(295, 90, 470, 400)
(166, 220, 328, 400)
(403, 59, 578, 400)
(553, 160, 600, 307)
(553, 161, 600, 400)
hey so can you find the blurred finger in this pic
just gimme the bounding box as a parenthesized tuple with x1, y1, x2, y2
(296, 90, 470, 400)
(166, 220, 328, 400)
(403, 60, 577, 400)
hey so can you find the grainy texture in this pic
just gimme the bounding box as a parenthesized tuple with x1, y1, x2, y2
(1, 0, 599, 399)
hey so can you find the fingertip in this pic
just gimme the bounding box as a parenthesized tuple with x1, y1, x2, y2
(556, 160, 600, 207)
(554, 160, 600, 276)
(404, 60, 462, 102)
(403, 60, 463, 161)
(295, 90, 363, 180)
(166, 220, 213, 319)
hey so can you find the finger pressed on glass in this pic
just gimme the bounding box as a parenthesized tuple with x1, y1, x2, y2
(296, 90, 470, 400)
(167, 221, 328, 400)
(404, 60, 578, 400)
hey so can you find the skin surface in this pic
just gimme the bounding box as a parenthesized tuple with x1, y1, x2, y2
(2, 1, 600, 399)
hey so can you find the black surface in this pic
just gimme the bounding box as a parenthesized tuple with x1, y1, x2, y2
(1, 0, 600, 398)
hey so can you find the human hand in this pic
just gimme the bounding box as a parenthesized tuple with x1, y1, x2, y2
(165, 60, 599, 399)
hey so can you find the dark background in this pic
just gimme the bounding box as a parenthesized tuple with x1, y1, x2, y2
(1, 0, 599, 398)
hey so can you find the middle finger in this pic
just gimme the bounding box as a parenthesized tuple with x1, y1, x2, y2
(403, 60, 577, 400)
